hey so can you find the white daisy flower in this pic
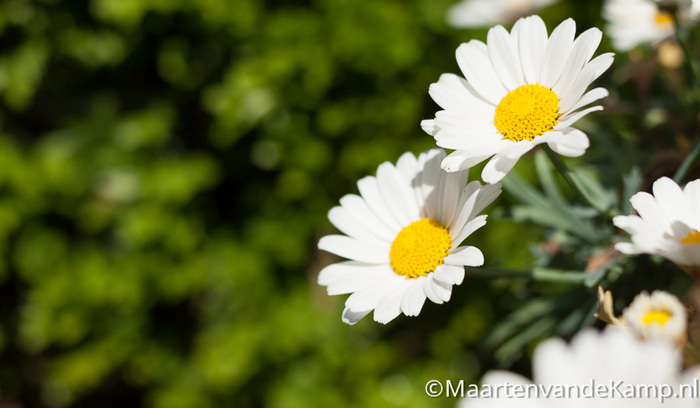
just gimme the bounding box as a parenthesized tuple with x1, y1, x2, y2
(317, 149, 501, 325)
(459, 328, 689, 408)
(603, 0, 677, 51)
(622, 290, 687, 345)
(446, 0, 558, 29)
(613, 177, 700, 277)
(422, 15, 614, 184)
(603, 0, 700, 51)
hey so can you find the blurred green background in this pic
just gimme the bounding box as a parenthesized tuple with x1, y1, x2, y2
(0, 0, 696, 407)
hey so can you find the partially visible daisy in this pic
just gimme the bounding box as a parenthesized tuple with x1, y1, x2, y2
(613, 177, 700, 277)
(317, 149, 501, 324)
(422, 15, 613, 184)
(603, 0, 698, 51)
(459, 329, 690, 408)
(623, 291, 687, 345)
(446, 0, 558, 29)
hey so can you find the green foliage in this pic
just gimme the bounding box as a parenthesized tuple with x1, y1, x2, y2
(0, 0, 491, 406)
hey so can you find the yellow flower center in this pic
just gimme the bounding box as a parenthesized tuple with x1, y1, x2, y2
(655, 12, 673, 26)
(643, 310, 672, 326)
(390, 218, 452, 279)
(681, 229, 700, 245)
(494, 84, 561, 142)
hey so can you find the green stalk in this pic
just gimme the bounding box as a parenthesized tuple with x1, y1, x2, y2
(465, 266, 594, 286)
(541, 145, 611, 217)
(464, 267, 532, 278)
(671, 11, 699, 92)
(673, 135, 700, 183)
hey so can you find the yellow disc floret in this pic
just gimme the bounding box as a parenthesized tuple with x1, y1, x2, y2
(681, 229, 700, 245)
(643, 310, 672, 326)
(494, 84, 560, 142)
(390, 218, 452, 279)
(655, 12, 673, 26)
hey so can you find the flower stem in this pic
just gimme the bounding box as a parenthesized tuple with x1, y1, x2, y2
(673, 135, 700, 183)
(465, 267, 598, 286)
(464, 267, 532, 278)
(541, 145, 611, 217)
(532, 268, 588, 285)
(672, 11, 700, 92)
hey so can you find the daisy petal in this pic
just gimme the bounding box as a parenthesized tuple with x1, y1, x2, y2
(453, 215, 488, 248)
(559, 53, 614, 111)
(328, 206, 389, 246)
(614, 242, 637, 254)
(561, 106, 601, 129)
(629, 191, 670, 231)
(684, 179, 700, 226)
(587, 52, 615, 81)
(441, 149, 496, 173)
(546, 128, 589, 157)
(345, 277, 402, 312)
(441, 171, 466, 227)
(517, 15, 548, 84)
(471, 183, 502, 219)
(433, 263, 466, 285)
(541, 18, 576, 87)
(434, 128, 502, 151)
(339, 194, 396, 242)
(481, 143, 534, 184)
(653, 177, 688, 219)
(373, 279, 412, 324)
(318, 235, 389, 263)
(418, 148, 446, 219)
(444, 245, 485, 267)
(429, 73, 493, 116)
(376, 162, 420, 225)
(456, 41, 507, 105)
(612, 215, 646, 235)
(450, 181, 482, 237)
(554, 106, 603, 130)
(357, 175, 403, 231)
(552, 27, 602, 97)
(326, 265, 394, 296)
(396, 151, 419, 186)
(422, 275, 442, 304)
(342, 308, 372, 325)
(400, 278, 428, 316)
(428, 275, 453, 303)
(450, 181, 501, 239)
(565, 87, 609, 114)
(318, 260, 383, 286)
(487, 24, 524, 90)
(434, 110, 499, 139)
(421, 119, 438, 135)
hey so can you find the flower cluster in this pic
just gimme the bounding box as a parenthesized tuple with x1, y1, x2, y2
(316, 3, 700, 407)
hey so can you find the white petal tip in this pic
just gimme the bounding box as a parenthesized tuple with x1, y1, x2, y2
(342, 308, 371, 325)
